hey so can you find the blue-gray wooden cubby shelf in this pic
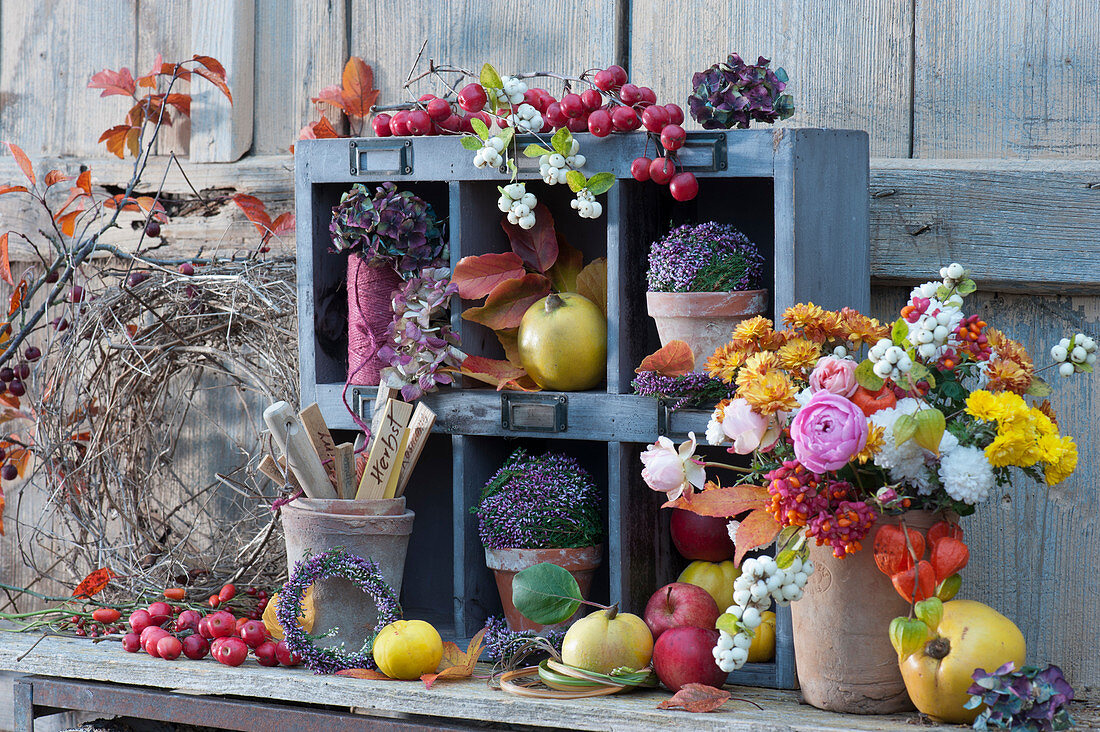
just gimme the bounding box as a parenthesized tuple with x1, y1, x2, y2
(295, 129, 870, 690)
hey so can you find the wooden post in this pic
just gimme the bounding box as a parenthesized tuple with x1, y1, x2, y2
(190, 0, 255, 162)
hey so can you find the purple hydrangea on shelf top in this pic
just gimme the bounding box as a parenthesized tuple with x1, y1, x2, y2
(646, 222, 764, 293)
(966, 662, 1075, 731)
(689, 53, 795, 130)
(632, 370, 734, 412)
(379, 266, 466, 401)
(473, 449, 603, 550)
(329, 182, 446, 277)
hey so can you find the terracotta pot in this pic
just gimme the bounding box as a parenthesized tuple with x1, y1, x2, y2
(485, 545, 602, 632)
(347, 254, 402, 386)
(791, 510, 944, 714)
(282, 497, 413, 654)
(645, 289, 769, 371)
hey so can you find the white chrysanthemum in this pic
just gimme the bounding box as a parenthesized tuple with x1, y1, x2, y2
(938, 445, 995, 504)
(871, 399, 957, 494)
(790, 387, 813, 415)
(705, 406, 725, 446)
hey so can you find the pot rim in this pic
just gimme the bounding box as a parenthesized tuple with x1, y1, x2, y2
(485, 544, 603, 572)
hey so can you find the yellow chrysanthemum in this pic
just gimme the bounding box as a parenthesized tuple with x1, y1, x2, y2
(731, 315, 775, 344)
(776, 337, 821, 375)
(782, 302, 845, 343)
(965, 390, 1004, 421)
(856, 423, 885, 464)
(743, 351, 783, 376)
(985, 358, 1034, 395)
(782, 302, 826, 329)
(1043, 436, 1078, 485)
(737, 369, 800, 415)
(705, 343, 749, 384)
(1030, 408, 1057, 438)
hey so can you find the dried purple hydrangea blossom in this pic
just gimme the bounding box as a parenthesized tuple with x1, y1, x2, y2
(474, 449, 603, 550)
(689, 53, 795, 130)
(646, 222, 764, 293)
(379, 266, 465, 401)
(966, 662, 1075, 731)
(330, 182, 446, 277)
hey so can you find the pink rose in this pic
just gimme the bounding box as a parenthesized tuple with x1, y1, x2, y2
(722, 398, 783, 454)
(641, 433, 706, 501)
(790, 391, 868, 474)
(809, 356, 859, 397)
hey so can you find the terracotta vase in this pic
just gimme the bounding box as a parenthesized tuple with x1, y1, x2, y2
(346, 254, 402, 386)
(645, 289, 769, 371)
(282, 497, 413, 654)
(791, 510, 944, 714)
(485, 545, 603, 632)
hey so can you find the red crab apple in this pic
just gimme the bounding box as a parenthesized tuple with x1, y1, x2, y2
(670, 508, 736, 561)
(652, 626, 727, 692)
(643, 582, 721, 640)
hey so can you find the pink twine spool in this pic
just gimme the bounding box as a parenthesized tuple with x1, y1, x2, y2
(347, 254, 401, 386)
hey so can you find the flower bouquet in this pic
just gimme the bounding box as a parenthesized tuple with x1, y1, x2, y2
(639, 263, 1094, 683)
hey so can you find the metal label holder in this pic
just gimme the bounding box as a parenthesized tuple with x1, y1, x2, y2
(500, 393, 568, 433)
(350, 139, 413, 176)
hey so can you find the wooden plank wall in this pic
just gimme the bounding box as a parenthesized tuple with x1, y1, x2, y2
(0, 0, 1098, 695)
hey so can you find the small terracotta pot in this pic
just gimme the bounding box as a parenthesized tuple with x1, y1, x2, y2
(485, 545, 603, 632)
(791, 509, 944, 714)
(282, 497, 413, 654)
(645, 289, 769, 371)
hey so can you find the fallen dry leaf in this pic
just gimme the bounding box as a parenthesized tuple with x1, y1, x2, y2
(657, 683, 731, 713)
(421, 628, 485, 689)
(335, 668, 392, 680)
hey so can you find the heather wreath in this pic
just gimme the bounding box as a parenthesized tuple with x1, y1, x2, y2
(473, 449, 603, 550)
(646, 222, 764, 293)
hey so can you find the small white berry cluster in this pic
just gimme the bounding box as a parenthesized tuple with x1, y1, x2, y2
(496, 75, 528, 106)
(507, 103, 544, 133)
(473, 135, 505, 169)
(713, 554, 813, 672)
(538, 140, 584, 185)
(497, 183, 537, 230)
(1051, 333, 1097, 377)
(907, 305, 964, 361)
(570, 188, 602, 219)
(868, 338, 914, 381)
(939, 262, 968, 288)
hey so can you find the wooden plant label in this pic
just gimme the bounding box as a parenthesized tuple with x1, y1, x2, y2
(395, 403, 436, 498)
(355, 399, 413, 500)
(369, 384, 396, 443)
(333, 442, 356, 499)
(298, 403, 337, 483)
(259, 454, 300, 490)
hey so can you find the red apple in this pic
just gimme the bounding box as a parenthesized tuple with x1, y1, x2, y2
(652, 626, 728, 692)
(643, 582, 721, 640)
(670, 509, 736, 561)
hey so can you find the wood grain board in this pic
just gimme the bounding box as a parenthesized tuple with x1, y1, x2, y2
(189, 0, 255, 162)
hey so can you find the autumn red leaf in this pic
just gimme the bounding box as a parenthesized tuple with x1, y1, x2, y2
(75, 170, 91, 195)
(8, 448, 31, 478)
(891, 560, 936, 603)
(873, 524, 926, 577)
(56, 210, 83, 237)
(575, 258, 607, 315)
(663, 483, 768, 517)
(99, 124, 141, 159)
(452, 252, 527, 300)
(43, 171, 70, 187)
(495, 328, 523, 367)
(88, 67, 136, 98)
(421, 628, 485, 688)
(73, 567, 117, 599)
(657, 683, 731, 712)
(298, 115, 340, 142)
(461, 273, 551, 330)
(636, 340, 695, 376)
(0, 185, 28, 196)
(163, 93, 191, 118)
(192, 61, 233, 105)
(3, 142, 35, 186)
(734, 508, 782, 565)
(0, 492, 5, 536)
(929, 536, 969, 580)
(192, 54, 225, 78)
(459, 356, 540, 392)
(8, 280, 27, 315)
(335, 668, 393, 680)
(503, 204, 558, 272)
(270, 212, 296, 237)
(341, 57, 379, 118)
(0, 233, 12, 286)
(231, 194, 272, 234)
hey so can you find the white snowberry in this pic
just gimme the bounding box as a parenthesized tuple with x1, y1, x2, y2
(1059, 362, 1075, 377)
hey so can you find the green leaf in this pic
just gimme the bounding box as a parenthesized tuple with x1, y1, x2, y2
(479, 63, 503, 91)
(512, 562, 582, 625)
(891, 319, 909, 346)
(566, 170, 586, 193)
(956, 278, 977, 295)
(506, 158, 517, 174)
(907, 361, 935, 388)
(551, 127, 572, 157)
(498, 127, 515, 148)
(524, 144, 552, 157)
(460, 135, 482, 151)
(855, 359, 885, 391)
(893, 413, 917, 446)
(470, 117, 489, 140)
(716, 612, 741, 636)
(776, 525, 802, 554)
(585, 172, 615, 196)
(935, 285, 952, 301)
(776, 549, 796, 569)
(1078, 363, 1094, 373)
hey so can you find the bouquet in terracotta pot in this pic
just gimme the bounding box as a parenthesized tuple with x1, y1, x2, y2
(645, 222, 767, 372)
(639, 263, 1094, 673)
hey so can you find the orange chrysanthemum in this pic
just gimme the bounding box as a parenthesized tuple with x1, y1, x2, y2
(985, 358, 1034, 394)
(838, 307, 890, 347)
(706, 344, 749, 384)
(736, 351, 784, 389)
(783, 302, 845, 343)
(737, 369, 800, 415)
(855, 423, 885, 464)
(731, 315, 775, 344)
(777, 337, 822, 375)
